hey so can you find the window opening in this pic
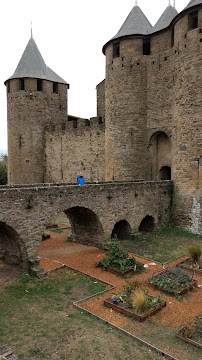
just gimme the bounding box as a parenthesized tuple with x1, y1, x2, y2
(20, 79, 24, 90)
(143, 39, 150, 55)
(7, 81, 10, 93)
(53, 82, 58, 94)
(188, 11, 198, 30)
(113, 42, 120, 58)
(19, 136, 22, 149)
(37, 79, 43, 91)
(171, 27, 174, 47)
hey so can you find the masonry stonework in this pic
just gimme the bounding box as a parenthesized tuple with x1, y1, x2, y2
(2, 0, 202, 262)
(0, 181, 172, 274)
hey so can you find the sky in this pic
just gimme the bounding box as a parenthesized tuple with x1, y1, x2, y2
(0, 0, 190, 154)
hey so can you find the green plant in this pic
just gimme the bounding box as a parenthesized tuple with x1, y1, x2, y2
(96, 240, 144, 273)
(188, 245, 201, 265)
(148, 267, 195, 297)
(130, 288, 148, 314)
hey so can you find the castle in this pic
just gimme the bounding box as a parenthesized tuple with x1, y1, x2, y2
(4, 0, 202, 235)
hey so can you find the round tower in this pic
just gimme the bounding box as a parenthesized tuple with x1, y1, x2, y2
(172, 0, 202, 233)
(103, 4, 153, 181)
(5, 35, 69, 185)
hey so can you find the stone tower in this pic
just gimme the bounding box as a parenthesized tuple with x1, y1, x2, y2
(5, 35, 69, 184)
(171, 0, 202, 233)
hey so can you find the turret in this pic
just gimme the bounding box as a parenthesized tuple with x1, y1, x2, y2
(5, 35, 69, 184)
(103, 4, 153, 181)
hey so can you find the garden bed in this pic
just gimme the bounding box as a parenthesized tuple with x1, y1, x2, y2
(104, 297, 166, 322)
(96, 264, 135, 277)
(177, 258, 202, 275)
(176, 315, 202, 350)
(147, 267, 198, 296)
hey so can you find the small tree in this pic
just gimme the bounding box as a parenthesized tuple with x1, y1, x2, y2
(0, 154, 8, 185)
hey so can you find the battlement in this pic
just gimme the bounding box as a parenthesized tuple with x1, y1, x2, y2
(45, 116, 105, 133)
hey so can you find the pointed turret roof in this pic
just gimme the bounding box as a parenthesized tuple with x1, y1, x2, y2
(152, 5, 178, 33)
(112, 5, 153, 39)
(5, 36, 68, 85)
(103, 4, 153, 54)
(184, 0, 202, 9)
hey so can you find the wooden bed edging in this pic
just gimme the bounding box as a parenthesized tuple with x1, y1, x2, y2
(73, 301, 180, 360)
(176, 332, 202, 350)
(147, 279, 198, 295)
(177, 260, 202, 276)
(96, 264, 135, 276)
(104, 299, 166, 322)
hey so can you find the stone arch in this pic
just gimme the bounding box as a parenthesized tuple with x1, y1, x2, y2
(111, 220, 132, 240)
(149, 131, 171, 180)
(64, 206, 104, 246)
(138, 215, 155, 234)
(0, 221, 26, 267)
(159, 166, 171, 180)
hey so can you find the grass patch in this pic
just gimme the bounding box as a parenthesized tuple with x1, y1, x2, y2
(121, 227, 202, 263)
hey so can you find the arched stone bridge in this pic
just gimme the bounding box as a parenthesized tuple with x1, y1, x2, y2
(0, 180, 172, 276)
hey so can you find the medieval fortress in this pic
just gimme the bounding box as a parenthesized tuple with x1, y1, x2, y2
(4, 0, 202, 235)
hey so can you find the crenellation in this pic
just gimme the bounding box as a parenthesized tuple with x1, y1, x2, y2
(3, 1, 202, 236)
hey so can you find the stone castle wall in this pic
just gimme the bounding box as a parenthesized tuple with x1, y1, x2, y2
(45, 117, 105, 183)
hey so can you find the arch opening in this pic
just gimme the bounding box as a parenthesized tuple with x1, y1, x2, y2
(149, 131, 171, 180)
(65, 207, 104, 246)
(138, 216, 155, 234)
(111, 220, 132, 240)
(0, 221, 24, 266)
(159, 166, 171, 180)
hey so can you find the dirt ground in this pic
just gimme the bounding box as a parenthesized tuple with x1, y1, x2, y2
(1, 232, 202, 360)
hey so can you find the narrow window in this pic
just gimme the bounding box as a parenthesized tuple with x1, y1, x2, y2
(20, 79, 24, 90)
(143, 39, 150, 55)
(19, 135, 22, 149)
(188, 11, 198, 30)
(7, 81, 10, 93)
(171, 27, 174, 47)
(53, 82, 58, 94)
(37, 79, 43, 91)
(113, 42, 120, 58)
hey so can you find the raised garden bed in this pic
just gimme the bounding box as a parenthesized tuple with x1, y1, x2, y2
(176, 315, 202, 350)
(96, 239, 144, 275)
(96, 264, 135, 277)
(148, 267, 197, 297)
(104, 296, 166, 322)
(177, 258, 202, 275)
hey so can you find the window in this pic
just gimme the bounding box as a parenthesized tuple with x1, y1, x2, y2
(171, 27, 174, 47)
(188, 11, 198, 30)
(7, 81, 10, 93)
(20, 79, 24, 90)
(53, 82, 58, 94)
(113, 42, 120, 58)
(143, 39, 150, 55)
(37, 79, 43, 91)
(19, 135, 22, 149)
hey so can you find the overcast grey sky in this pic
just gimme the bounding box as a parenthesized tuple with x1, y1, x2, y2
(0, 0, 190, 153)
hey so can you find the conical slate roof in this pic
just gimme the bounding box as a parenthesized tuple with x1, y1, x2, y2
(112, 5, 153, 39)
(184, 0, 202, 9)
(152, 5, 178, 33)
(6, 36, 68, 85)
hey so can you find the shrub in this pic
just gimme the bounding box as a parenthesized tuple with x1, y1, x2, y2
(96, 240, 144, 273)
(188, 245, 201, 265)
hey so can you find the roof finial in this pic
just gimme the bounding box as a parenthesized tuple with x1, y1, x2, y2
(135, 0, 138, 5)
(173, 0, 175, 8)
(31, 22, 33, 38)
(168, 0, 171, 5)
